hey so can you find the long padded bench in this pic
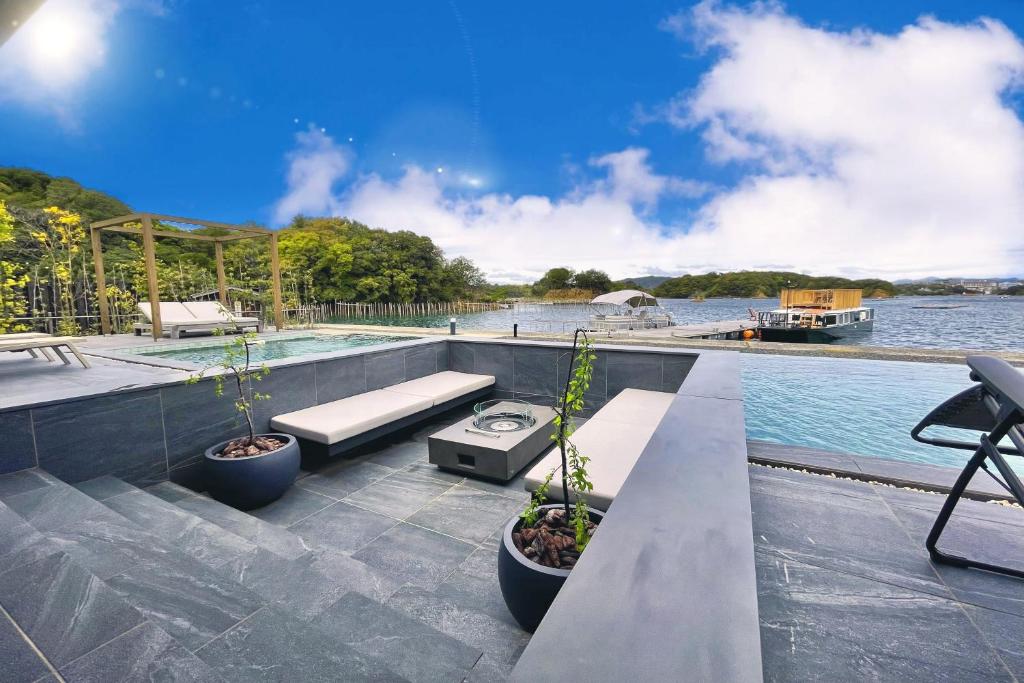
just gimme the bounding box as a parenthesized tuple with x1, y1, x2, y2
(270, 370, 495, 457)
(522, 388, 675, 510)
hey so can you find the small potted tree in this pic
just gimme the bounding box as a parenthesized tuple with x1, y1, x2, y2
(498, 329, 602, 632)
(187, 331, 299, 509)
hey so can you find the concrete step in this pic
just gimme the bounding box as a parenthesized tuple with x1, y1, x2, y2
(85, 477, 260, 569)
(0, 489, 224, 680)
(146, 481, 310, 560)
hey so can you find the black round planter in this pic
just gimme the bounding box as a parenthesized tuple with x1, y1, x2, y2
(204, 433, 299, 510)
(498, 503, 604, 633)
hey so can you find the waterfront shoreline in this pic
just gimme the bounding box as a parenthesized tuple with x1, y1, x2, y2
(316, 322, 1024, 366)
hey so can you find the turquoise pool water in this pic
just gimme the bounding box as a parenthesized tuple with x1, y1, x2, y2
(740, 353, 1017, 470)
(132, 333, 412, 364)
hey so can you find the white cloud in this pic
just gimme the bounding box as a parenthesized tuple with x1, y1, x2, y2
(0, 0, 166, 123)
(273, 126, 353, 225)
(273, 3, 1024, 282)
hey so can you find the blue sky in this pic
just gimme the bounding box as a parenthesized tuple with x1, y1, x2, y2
(3, 1, 1024, 280)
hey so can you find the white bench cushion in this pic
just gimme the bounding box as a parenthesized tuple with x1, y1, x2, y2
(523, 388, 675, 510)
(270, 390, 432, 444)
(589, 388, 676, 428)
(384, 371, 494, 405)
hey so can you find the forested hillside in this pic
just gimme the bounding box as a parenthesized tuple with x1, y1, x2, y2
(0, 168, 487, 333)
(653, 271, 896, 299)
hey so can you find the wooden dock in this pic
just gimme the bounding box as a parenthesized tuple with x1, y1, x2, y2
(622, 319, 757, 341)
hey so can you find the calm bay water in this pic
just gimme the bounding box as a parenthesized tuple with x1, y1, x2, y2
(329, 295, 1024, 351)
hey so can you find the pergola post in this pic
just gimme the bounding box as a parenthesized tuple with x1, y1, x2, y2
(140, 215, 162, 340)
(269, 232, 284, 330)
(90, 226, 111, 335)
(90, 212, 278, 339)
(214, 241, 228, 306)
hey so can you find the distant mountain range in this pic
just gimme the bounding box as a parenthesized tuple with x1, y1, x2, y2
(621, 275, 670, 289)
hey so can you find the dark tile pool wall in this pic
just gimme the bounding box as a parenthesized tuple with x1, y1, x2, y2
(0, 339, 695, 488)
(0, 341, 450, 487)
(448, 341, 696, 416)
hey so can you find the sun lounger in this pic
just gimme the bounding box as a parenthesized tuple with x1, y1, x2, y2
(911, 355, 1024, 578)
(136, 301, 261, 338)
(523, 388, 676, 510)
(185, 302, 263, 332)
(271, 371, 495, 457)
(0, 335, 91, 368)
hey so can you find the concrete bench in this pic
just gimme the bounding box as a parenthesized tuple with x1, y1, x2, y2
(522, 388, 675, 510)
(270, 371, 494, 457)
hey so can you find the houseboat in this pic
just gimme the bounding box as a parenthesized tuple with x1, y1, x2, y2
(755, 289, 874, 343)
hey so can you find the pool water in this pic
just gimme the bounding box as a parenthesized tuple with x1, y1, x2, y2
(740, 353, 1020, 470)
(133, 333, 413, 364)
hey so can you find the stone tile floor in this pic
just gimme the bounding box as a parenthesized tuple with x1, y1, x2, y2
(1, 403, 1023, 681)
(752, 463, 1024, 682)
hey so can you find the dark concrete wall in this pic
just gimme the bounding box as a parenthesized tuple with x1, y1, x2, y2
(0, 337, 696, 488)
(449, 340, 697, 417)
(0, 339, 450, 486)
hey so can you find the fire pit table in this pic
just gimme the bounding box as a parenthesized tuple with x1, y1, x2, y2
(428, 400, 557, 482)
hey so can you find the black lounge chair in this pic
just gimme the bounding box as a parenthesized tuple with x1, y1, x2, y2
(911, 355, 1024, 578)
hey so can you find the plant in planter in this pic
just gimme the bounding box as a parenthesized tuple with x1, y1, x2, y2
(498, 329, 601, 632)
(186, 330, 300, 509)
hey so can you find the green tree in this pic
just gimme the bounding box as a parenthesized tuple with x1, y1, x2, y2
(571, 269, 612, 294)
(532, 267, 574, 295)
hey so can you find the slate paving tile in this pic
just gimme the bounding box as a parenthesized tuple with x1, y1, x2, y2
(0, 610, 50, 683)
(313, 592, 481, 683)
(752, 476, 951, 598)
(464, 654, 513, 682)
(0, 552, 144, 667)
(402, 461, 466, 485)
(306, 549, 405, 604)
(217, 548, 350, 622)
(106, 552, 265, 652)
(366, 440, 430, 469)
(407, 485, 525, 544)
(343, 469, 455, 519)
(755, 549, 1012, 682)
(297, 460, 394, 499)
(145, 480, 197, 503)
(962, 604, 1024, 680)
(45, 508, 167, 581)
(59, 621, 221, 682)
(246, 485, 335, 527)
(0, 502, 59, 574)
(871, 483, 1024, 528)
(174, 493, 310, 559)
(289, 501, 398, 554)
(460, 472, 532, 503)
(102, 491, 255, 568)
(73, 475, 138, 501)
(387, 583, 529, 669)
(885, 502, 1024, 615)
(5, 483, 111, 532)
(0, 469, 52, 500)
(353, 522, 476, 589)
(195, 606, 407, 682)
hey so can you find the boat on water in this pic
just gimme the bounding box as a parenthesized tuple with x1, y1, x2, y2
(588, 290, 674, 332)
(755, 289, 874, 343)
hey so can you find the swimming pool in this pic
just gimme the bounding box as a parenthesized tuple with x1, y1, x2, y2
(740, 353, 1016, 470)
(126, 333, 414, 365)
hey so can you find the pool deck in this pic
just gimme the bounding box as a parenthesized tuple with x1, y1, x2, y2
(1, 410, 1021, 681)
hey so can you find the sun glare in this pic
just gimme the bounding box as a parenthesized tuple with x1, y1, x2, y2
(11, 0, 108, 90)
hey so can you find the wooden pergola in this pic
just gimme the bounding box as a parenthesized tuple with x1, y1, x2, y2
(89, 213, 284, 340)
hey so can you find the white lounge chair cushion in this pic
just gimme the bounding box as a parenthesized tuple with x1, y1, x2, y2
(184, 301, 230, 321)
(271, 390, 432, 444)
(523, 388, 675, 510)
(588, 388, 676, 428)
(384, 371, 494, 405)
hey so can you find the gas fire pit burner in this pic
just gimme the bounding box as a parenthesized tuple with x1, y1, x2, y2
(473, 399, 536, 433)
